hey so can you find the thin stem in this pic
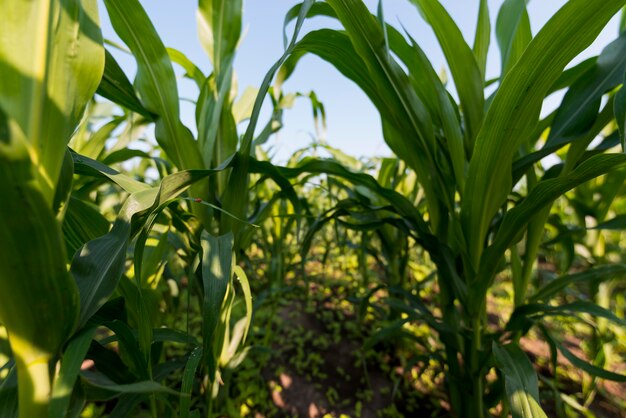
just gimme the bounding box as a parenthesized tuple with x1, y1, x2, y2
(471, 317, 484, 418)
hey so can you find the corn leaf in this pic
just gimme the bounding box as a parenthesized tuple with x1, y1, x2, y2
(103, 0, 204, 172)
(49, 328, 97, 418)
(180, 346, 203, 418)
(200, 231, 234, 380)
(472, 153, 626, 308)
(493, 343, 548, 418)
(529, 264, 626, 303)
(473, 0, 490, 80)
(496, 0, 532, 78)
(0, 0, 104, 203)
(547, 33, 626, 148)
(97, 50, 154, 119)
(197, 0, 242, 73)
(541, 327, 626, 382)
(167, 47, 206, 89)
(71, 158, 231, 327)
(410, 0, 484, 144)
(462, 0, 626, 270)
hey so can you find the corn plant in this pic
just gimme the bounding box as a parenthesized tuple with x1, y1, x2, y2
(277, 0, 626, 415)
(0, 0, 317, 416)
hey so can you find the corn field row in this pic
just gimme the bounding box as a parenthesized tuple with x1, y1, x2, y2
(1, 0, 626, 417)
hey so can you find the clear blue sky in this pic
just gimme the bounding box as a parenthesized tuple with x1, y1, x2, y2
(97, 1, 621, 163)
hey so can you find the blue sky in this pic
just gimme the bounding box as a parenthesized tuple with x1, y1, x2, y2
(98, 1, 621, 162)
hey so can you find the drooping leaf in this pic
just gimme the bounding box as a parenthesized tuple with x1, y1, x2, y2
(103, 0, 204, 172)
(97, 50, 155, 119)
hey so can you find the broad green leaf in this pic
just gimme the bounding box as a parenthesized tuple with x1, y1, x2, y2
(71, 159, 231, 327)
(286, 0, 448, 231)
(0, 0, 104, 204)
(97, 50, 155, 120)
(548, 57, 597, 96)
(49, 328, 97, 418)
(493, 343, 548, 418)
(197, 0, 242, 74)
(62, 197, 111, 258)
(201, 231, 234, 380)
(410, 0, 484, 143)
(472, 153, 626, 309)
(72, 150, 150, 193)
(547, 33, 626, 148)
(496, 0, 532, 78)
(103, 0, 204, 172)
(0, 157, 79, 359)
(462, 0, 626, 270)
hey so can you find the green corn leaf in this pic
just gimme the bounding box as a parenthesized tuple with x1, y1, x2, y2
(493, 343, 548, 418)
(508, 301, 626, 333)
(97, 50, 155, 120)
(0, 0, 105, 204)
(72, 150, 151, 193)
(62, 197, 111, 258)
(49, 328, 97, 418)
(103, 0, 204, 173)
(180, 347, 203, 418)
(82, 374, 180, 396)
(548, 57, 598, 96)
(201, 231, 234, 380)
(530, 264, 626, 303)
(197, 0, 242, 73)
(462, 0, 626, 270)
(233, 266, 253, 345)
(283, 0, 449, 231)
(473, 0, 491, 80)
(282, 2, 336, 49)
(541, 327, 626, 382)
(167, 47, 206, 89)
(496, 0, 532, 78)
(547, 32, 626, 148)
(472, 153, 626, 310)
(410, 0, 484, 144)
(101, 149, 153, 166)
(76, 116, 125, 160)
(614, 84, 626, 151)
(221, 0, 314, 240)
(71, 157, 232, 327)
